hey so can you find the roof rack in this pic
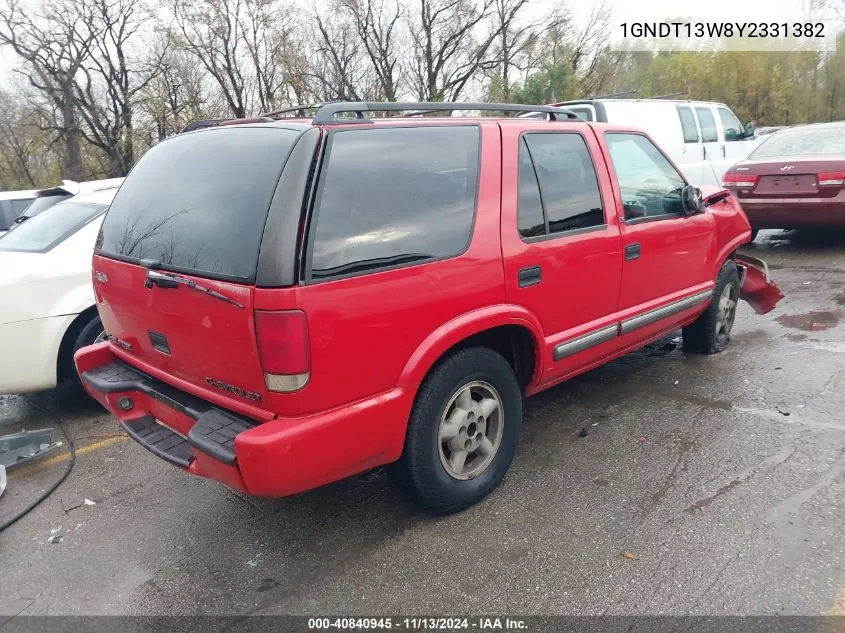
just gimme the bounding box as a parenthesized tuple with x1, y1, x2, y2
(584, 90, 639, 100)
(310, 101, 581, 124)
(260, 104, 324, 118)
(179, 117, 274, 134)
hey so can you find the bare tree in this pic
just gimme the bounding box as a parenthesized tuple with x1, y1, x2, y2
(338, 0, 404, 101)
(0, 0, 98, 180)
(408, 0, 501, 102)
(72, 0, 166, 176)
(173, 0, 251, 117)
(311, 9, 367, 101)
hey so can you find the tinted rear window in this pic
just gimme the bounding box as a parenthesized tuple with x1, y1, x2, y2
(0, 201, 105, 252)
(308, 126, 479, 280)
(97, 127, 301, 281)
(750, 126, 845, 158)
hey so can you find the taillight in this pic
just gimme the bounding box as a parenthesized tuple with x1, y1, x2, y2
(255, 310, 310, 392)
(817, 170, 845, 187)
(721, 172, 759, 188)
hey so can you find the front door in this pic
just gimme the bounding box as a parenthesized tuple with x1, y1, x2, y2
(500, 122, 623, 383)
(601, 131, 717, 337)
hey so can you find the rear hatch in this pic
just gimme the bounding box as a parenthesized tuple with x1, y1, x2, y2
(93, 124, 309, 412)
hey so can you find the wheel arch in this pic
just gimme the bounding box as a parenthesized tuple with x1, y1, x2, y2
(398, 306, 545, 396)
(56, 305, 101, 383)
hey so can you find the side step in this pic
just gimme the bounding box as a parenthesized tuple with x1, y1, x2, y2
(187, 409, 253, 466)
(123, 416, 193, 468)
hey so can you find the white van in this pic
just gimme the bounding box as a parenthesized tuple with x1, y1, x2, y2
(523, 99, 760, 187)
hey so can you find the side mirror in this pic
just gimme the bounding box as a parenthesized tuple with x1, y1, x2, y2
(743, 122, 755, 138)
(681, 185, 704, 215)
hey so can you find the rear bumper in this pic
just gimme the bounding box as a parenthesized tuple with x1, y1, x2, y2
(74, 343, 412, 497)
(736, 196, 845, 228)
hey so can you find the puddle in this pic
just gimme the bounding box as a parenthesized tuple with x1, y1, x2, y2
(776, 311, 840, 332)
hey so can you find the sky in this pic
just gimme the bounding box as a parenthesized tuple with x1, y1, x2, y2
(0, 0, 837, 89)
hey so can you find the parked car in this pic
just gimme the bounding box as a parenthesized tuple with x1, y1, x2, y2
(521, 99, 759, 188)
(0, 189, 37, 237)
(75, 102, 782, 514)
(5, 178, 124, 232)
(0, 187, 119, 395)
(722, 121, 845, 237)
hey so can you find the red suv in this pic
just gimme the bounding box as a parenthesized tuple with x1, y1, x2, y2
(75, 102, 783, 514)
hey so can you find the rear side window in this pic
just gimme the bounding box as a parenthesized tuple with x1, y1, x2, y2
(517, 139, 545, 238)
(696, 107, 718, 142)
(0, 201, 105, 252)
(519, 133, 604, 236)
(0, 199, 32, 229)
(19, 194, 70, 221)
(677, 107, 699, 143)
(97, 127, 301, 281)
(308, 126, 479, 280)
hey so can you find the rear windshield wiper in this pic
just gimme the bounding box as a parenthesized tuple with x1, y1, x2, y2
(311, 253, 433, 278)
(144, 270, 244, 308)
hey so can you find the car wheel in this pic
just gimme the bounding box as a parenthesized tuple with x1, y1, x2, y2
(388, 347, 522, 515)
(682, 261, 740, 355)
(68, 314, 106, 390)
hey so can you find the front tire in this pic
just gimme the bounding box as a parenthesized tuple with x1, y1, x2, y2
(388, 347, 522, 514)
(682, 261, 740, 355)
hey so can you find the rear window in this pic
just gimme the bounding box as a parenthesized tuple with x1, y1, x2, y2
(308, 126, 480, 280)
(96, 127, 302, 281)
(0, 201, 105, 252)
(750, 126, 845, 158)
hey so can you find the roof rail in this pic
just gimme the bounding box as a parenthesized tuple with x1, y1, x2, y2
(179, 117, 273, 134)
(261, 104, 324, 118)
(651, 92, 688, 99)
(311, 101, 581, 124)
(180, 119, 227, 133)
(584, 90, 639, 100)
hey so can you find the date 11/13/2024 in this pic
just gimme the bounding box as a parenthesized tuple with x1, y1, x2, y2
(308, 617, 528, 630)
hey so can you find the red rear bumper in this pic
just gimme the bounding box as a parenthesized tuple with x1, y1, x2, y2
(74, 343, 411, 496)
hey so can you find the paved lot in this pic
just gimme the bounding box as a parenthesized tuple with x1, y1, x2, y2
(1, 230, 843, 617)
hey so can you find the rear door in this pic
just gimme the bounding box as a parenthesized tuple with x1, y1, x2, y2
(92, 125, 306, 412)
(675, 105, 706, 186)
(500, 121, 623, 383)
(694, 105, 722, 186)
(601, 131, 717, 339)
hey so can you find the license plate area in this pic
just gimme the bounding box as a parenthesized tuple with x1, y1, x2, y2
(757, 174, 818, 195)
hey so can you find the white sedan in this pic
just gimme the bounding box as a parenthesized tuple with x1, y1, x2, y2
(0, 186, 119, 394)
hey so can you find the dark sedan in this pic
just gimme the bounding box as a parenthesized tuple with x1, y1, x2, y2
(722, 121, 845, 236)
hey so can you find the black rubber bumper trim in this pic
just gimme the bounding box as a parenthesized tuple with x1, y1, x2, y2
(123, 415, 193, 468)
(83, 360, 257, 468)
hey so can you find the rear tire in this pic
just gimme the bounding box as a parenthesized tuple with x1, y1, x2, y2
(68, 314, 106, 391)
(388, 347, 522, 514)
(682, 261, 740, 355)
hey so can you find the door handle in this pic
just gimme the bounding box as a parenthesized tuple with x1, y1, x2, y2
(721, 144, 726, 158)
(625, 243, 641, 261)
(518, 265, 542, 287)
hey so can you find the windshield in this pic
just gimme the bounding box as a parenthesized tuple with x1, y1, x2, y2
(750, 126, 845, 158)
(0, 201, 106, 252)
(96, 126, 302, 282)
